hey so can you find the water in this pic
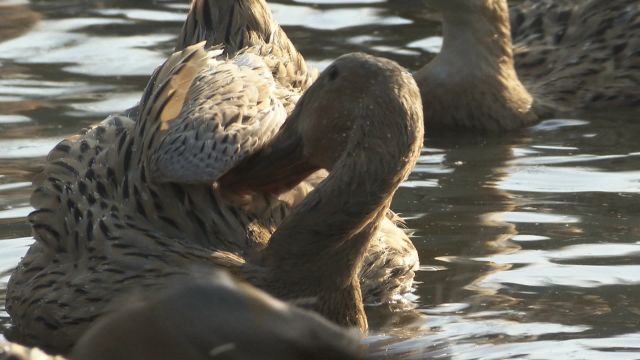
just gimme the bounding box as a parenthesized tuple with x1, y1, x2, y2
(0, 0, 639, 358)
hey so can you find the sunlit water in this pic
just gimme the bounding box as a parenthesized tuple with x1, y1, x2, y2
(0, 0, 639, 359)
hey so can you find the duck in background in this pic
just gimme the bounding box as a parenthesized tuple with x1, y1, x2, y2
(414, 0, 639, 132)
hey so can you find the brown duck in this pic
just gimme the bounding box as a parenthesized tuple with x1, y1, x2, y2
(6, 38, 422, 357)
(174, 0, 418, 307)
(71, 269, 364, 360)
(7, 0, 421, 352)
(415, 0, 640, 132)
(151, 0, 419, 306)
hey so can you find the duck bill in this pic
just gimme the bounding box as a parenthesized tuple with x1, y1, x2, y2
(219, 121, 318, 196)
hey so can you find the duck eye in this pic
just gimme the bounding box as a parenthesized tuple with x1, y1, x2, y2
(327, 66, 339, 81)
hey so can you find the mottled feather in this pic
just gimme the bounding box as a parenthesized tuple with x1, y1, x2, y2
(416, 0, 639, 132)
(7, 1, 419, 353)
(176, 0, 317, 92)
(511, 0, 640, 109)
(139, 43, 287, 184)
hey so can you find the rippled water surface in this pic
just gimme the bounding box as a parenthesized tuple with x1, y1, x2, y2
(1, 0, 639, 358)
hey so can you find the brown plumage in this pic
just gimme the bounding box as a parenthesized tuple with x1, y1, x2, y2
(176, 0, 317, 95)
(71, 269, 363, 360)
(3, 43, 288, 351)
(172, 1, 419, 309)
(512, 0, 640, 108)
(415, 0, 639, 132)
(2, 270, 363, 360)
(6, 0, 420, 352)
(143, 45, 289, 184)
(149, 1, 419, 303)
(221, 53, 424, 331)
(8, 45, 290, 347)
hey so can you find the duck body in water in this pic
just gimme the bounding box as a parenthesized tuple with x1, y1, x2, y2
(415, 0, 639, 132)
(7, 0, 422, 352)
(7, 40, 422, 356)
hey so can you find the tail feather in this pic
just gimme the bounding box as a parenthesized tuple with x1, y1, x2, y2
(176, 0, 317, 92)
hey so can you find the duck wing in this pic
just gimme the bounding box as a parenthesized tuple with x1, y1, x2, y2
(136, 42, 288, 184)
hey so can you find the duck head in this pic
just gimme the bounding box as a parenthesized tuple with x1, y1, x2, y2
(221, 52, 423, 195)
(220, 53, 422, 331)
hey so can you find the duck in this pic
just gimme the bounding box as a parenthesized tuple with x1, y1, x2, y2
(414, 0, 640, 132)
(217, 52, 424, 331)
(2, 269, 363, 360)
(159, 0, 420, 306)
(8, 0, 420, 351)
(6, 38, 422, 354)
(72, 268, 364, 360)
(176, 0, 419, 308)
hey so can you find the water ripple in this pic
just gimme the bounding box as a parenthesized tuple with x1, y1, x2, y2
(500, 166, 640, 193)
(0, 137, 62, 159)
(479, 263, 640, 288)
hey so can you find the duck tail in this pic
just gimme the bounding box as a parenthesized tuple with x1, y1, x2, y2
(176, 0, 282, 54)
(176, 0, 317, 91)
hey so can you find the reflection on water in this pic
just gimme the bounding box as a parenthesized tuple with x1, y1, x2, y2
(0, 0, 639, 358)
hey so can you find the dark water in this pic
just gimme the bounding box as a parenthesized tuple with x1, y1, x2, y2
(1, 0, 639, 358)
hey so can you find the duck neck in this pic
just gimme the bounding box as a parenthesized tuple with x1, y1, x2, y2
(257, 94, 422, 330)
(416, 1, 536, 131)
(439, 4, 515, 79)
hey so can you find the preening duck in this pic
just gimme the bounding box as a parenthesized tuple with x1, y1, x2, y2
(415, 0, 639, 132)
(157, 0, 420, 307)
(175, 1, 419, 308)
(7, 26, 421, 359)
(219, 52, 424, 332)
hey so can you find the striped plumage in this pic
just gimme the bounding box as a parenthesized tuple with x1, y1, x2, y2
(512, 0, 640, 109)
(8, 44, 288, 351)
(7, 0, 419, 352)
(415, 0, 639, 132)
(176, 0, 317, 95)
(142, 46, 289, 184)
